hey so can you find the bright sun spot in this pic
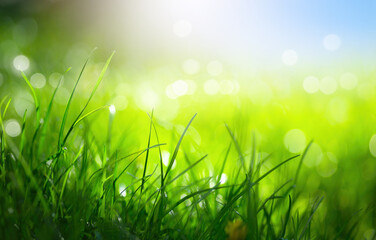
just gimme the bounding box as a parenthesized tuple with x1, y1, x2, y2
(109, 104, 116, 114)
(173, 20, 192, 38)
(119, 184, 126, 197)
(220, 173, 228, 184)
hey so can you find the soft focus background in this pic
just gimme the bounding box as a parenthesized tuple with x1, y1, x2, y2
(1, 0, 376, 238)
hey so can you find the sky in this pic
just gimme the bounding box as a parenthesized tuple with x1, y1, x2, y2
(3, 0, 376, 71)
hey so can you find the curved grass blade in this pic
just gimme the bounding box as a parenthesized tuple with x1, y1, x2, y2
(141, 110, 153, 193)
(164, 113, 197, 181)
(61, 51, 115, 147)
(21, 71, 40, 123)
(58, 48, 97, 149)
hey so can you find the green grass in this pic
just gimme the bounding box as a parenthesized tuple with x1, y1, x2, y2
(0, 53, 373, 240)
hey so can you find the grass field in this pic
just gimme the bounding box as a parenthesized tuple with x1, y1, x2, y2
(0, 50, 375, 239)
(1, 3, 376, 240)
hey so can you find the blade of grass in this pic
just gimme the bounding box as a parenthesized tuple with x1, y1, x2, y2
(21, 71, 40, 123)
(141, 110, 153, 193)
(164, 113, 197, 181)
(58, 48, 96, 149)
(61, 51, 115, 147)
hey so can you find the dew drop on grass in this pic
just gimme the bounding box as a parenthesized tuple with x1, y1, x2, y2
(119, 184, 126, 197)
(219, 173, 228, 184)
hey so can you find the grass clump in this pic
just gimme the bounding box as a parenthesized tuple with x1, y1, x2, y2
(0, 53, 364, 239)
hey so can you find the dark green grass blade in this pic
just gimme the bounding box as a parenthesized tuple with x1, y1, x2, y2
(61, 51, 115, 147)
(280, 195, 292, 238)
(216, 143, 231, 185)
(164, 154, 207, 187)
(21, 71, 40, 123)
(58, 48, 97, 149)
(294, 140, 313, 184)
(164, 113, 197, 181)
(19, 110, 27, 158)
(38, 68, 70, 155)
(141, 110, 153, 193)
(257, 179, 292, 213)
(299, 196, 324, 239)
(204, 154, 299, 238)
(225, 123, 247, 175)
(113, 143, 166, 184)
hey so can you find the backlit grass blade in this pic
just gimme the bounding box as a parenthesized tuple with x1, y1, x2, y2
(294, 140, 313, 184)
(164, 113, 197, 181)
(21, 71, 40, 123)
(19, 110, 27, 159)
(58, 48, 96, 149)
(38, 68, 70, 155)
(299, 196, 324, 239)
(61, 51, 115, 147)
(141, 110, 153, 193)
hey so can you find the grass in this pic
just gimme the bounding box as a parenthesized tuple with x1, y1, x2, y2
(0, 53, 372, 240)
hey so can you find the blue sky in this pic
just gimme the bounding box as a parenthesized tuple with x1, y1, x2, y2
(71, 0, 376, 68)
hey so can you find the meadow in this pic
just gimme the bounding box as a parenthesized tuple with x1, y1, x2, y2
(1, 5, 376, 240)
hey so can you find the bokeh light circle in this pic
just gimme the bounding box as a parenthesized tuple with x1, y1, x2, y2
(369, 134, 376, 157)
(182, 59, 200, 75)
(320, 76, 337, 95)
(303, 76, 320, 94)
(5, 119, 21, 137)
(13, 55, 30, 71)
(204, 79, 220, 95)
(339, 72, 358, 90)
(207, 61, 223, 76)
(284, 129, 306, 153)
(30, 73, 46, 88)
